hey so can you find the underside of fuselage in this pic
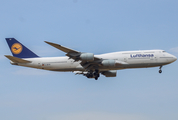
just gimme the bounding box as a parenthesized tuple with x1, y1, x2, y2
(15, 61, 171, 72)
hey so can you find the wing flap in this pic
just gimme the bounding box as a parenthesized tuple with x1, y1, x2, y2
(5, 55, 31, 63)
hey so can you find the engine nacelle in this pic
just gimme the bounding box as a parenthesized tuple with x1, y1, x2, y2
(80, 53, 94, 61)
(102, 59, 116, 67)
(101, 70, 117, 77)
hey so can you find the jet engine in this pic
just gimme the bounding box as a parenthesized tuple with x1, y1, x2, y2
(102, 59, 116, 67)
(80, 53, 94, 61)
(101, 70, 117, 77)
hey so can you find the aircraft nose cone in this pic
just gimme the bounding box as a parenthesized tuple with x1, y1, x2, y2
(173, 55, 177, 62)
(170, 54, 177, 62)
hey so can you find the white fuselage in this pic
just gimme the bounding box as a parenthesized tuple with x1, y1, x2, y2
(13, 50, 177, 72)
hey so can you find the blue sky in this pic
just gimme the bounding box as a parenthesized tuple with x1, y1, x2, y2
(1, 0, 178, 120)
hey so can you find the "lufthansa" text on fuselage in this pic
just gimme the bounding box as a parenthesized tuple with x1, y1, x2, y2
(130, 54, 154, 58)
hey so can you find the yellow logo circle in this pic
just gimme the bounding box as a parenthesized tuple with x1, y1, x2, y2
(11, 43, 23, 54)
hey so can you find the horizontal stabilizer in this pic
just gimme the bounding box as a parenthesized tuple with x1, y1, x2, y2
(5, 55, 31, 63)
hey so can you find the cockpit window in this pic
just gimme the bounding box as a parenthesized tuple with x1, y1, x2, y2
(162, 51, 166, 52)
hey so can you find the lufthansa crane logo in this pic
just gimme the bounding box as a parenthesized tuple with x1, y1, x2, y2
(11, 43, 23, 54)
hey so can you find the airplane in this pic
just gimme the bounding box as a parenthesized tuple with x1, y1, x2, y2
(5, 38, 177, 80)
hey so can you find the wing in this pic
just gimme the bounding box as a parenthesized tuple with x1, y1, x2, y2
(45, 41, 100, 61)
(44, 41, 79, 54)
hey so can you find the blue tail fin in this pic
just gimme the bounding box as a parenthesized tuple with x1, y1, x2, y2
(6, 38, 39, 58)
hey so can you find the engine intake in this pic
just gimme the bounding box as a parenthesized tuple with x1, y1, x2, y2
(80, 53, 94, 61)
(102, 59, 116, 67)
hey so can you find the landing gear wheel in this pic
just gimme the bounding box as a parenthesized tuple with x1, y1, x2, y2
(94, 69, 100, 80)
(86, 72, 93, 78)
(159, 66, 162, 74)
(94, 73, 99, 80)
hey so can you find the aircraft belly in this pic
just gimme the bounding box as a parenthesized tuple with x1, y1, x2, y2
(45, 62, 83, 71)
(120, 62, 169, 69)
(98, 62, 170, 71)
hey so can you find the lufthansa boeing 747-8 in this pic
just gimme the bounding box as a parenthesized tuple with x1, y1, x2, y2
(5, 38, 177, 80)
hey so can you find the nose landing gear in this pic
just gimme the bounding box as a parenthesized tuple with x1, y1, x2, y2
(159, 66, 162, 73)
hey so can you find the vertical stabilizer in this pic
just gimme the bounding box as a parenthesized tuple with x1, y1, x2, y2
(6, 38, 39, 58)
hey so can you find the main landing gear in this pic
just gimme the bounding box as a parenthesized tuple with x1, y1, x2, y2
(94, 69, 100, 80)
(159, 65, 162, 73)
(86, 69, 100, 80)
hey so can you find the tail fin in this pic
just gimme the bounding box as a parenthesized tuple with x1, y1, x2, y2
(6, 38, 39, 58)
